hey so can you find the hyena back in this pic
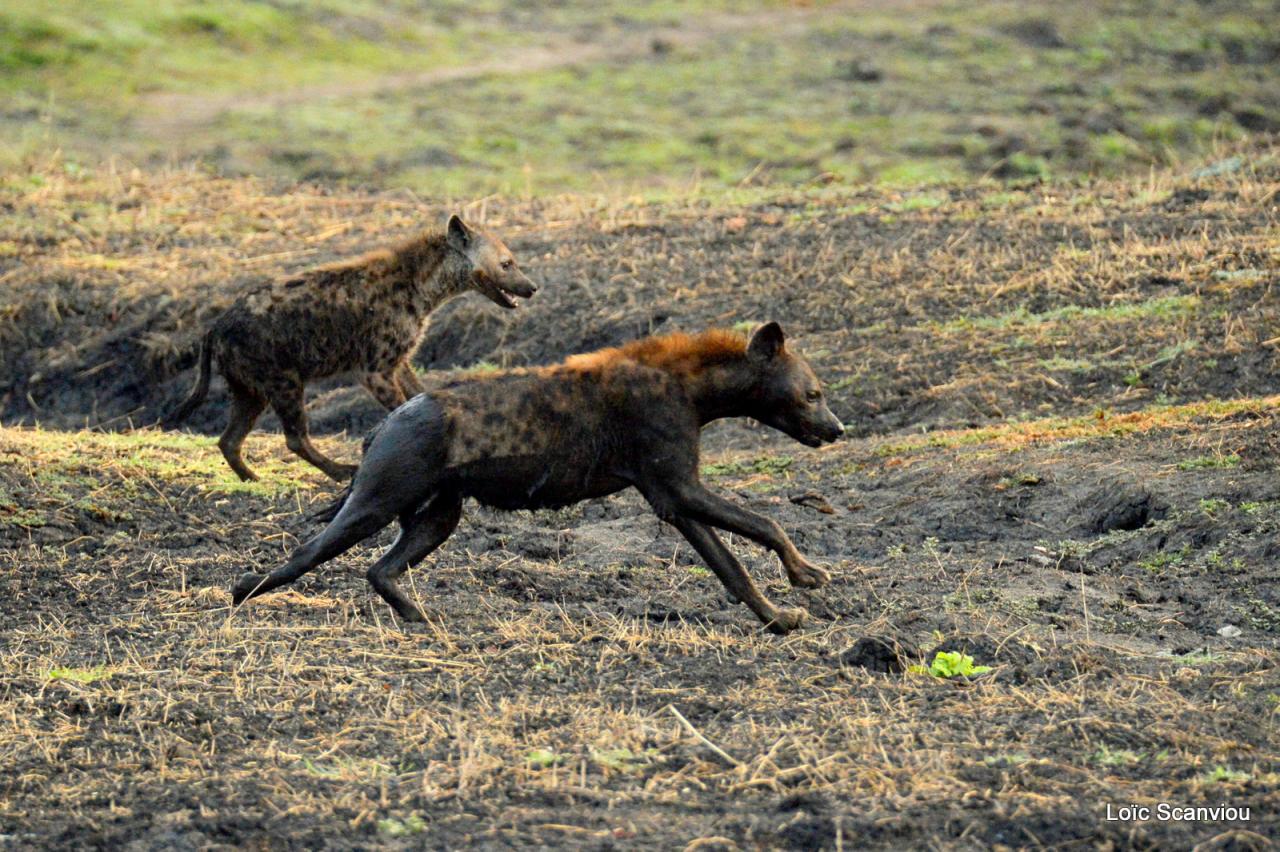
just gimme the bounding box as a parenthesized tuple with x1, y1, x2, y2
(167, 215, 536, 482)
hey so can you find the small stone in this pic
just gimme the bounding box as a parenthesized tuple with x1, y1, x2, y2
(1218, 625, 1242, 638)
(789, 491, 836, 514)
(839, 59, 882, 83)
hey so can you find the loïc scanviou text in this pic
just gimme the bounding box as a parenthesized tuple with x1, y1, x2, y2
(1105, 803, 1251, 822)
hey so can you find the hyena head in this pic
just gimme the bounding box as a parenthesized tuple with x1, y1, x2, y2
(745, 322, 844, 447)
(446, 214, 537, 309)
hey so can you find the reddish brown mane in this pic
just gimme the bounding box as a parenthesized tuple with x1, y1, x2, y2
(563, 329, 751, 374)
(309, 229, 445, 276)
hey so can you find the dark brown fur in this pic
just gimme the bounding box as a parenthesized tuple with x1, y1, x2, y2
(232, 323, 845, 635)
(166, 216, 536, 481)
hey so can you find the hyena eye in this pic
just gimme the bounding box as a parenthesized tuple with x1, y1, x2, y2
(806, 390, 822, 402)
(501, 259, 514, 271)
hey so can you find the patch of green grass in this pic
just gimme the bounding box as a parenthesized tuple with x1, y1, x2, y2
(701, 455, 793, 478)
(1177, 453, 1241, 471)
(1, 427, 328, 542)
(1202, 766, 1250, 784)
(4, 1, 1274, 195)
(47, 665, 112, 684)
(939, 295, 1199, 334)
(1141, 545, 1191, 573)
(1171, 649, 1218, 665)
(995, 472, 1041, 490)
(591, 746, 659, 772)
(1238, 589, 1280, 633)
(1093, 745, 1144, 766)
(525, 748, 563, 769)
(888, 194, 947, 212)
(874, 396, 1278, 460)
(1198, 498, 1230, 516)
(944, 588, 997, 612)
(377, 814, 428, 837)
(0, 496, 49, 529)
(1003, 151, 1050, 180)
(877, 160, 963, 187)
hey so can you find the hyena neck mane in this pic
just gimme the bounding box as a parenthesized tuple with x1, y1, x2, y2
(566, 330, 759, 425)
(324, 230, 469, 312)
(391, 229, 473, 306)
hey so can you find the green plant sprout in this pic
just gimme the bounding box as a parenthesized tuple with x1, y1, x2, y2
(909, 651, 993, 678)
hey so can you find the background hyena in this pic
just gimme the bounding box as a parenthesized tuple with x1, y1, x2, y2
(166, 215, 536, 482)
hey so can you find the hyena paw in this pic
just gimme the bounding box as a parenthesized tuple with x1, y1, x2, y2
(766, 606, 808, 635)
(329, 464, 359, 482)
(392, 605, 429, 624)
(231, 572, 265, 605)
(786, 559, 830, 589)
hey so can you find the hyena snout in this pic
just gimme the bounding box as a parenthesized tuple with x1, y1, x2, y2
(812, 404, 844, 443)
(775, 402, 845, 447)
(505, 270, 537, 298)
(473, 269, 537, 309)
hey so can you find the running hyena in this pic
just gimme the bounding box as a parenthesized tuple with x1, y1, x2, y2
(232, 323, 845, 634)
(166, 216, 537, 482)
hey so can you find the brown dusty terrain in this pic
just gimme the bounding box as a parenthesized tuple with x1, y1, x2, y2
(0, 144, 1278, 848)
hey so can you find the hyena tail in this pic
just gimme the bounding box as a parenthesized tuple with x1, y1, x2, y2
(306, 420, 384, 523)
(307, 483, 352, 524)
(165, 330, 214, 426)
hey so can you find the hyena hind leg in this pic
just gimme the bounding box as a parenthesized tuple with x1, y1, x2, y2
(232, 500, 393, 606)
(366, 490, 463, 623)
(218, 380, 268, 482)
(363, 370, 409, 411)
(394, 362, 426, 399)
(269, 381, 358, 481)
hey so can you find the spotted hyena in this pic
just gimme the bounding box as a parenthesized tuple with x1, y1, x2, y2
(166, 216, 536, 482)
(231, 323, 845, 634)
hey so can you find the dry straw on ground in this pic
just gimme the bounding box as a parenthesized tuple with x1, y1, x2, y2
(0, 142, 1277, 848)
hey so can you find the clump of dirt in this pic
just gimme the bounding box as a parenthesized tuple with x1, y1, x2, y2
(839, 633, 920, 673)
(1079, 478, 1166, 533)
(927, 633, 1040, 668)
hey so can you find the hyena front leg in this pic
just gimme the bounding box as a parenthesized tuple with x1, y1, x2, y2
(669, 517, 806, 634)
(362, 370, 409, 411)
(269, 379, 358, 481)
(669, 481, 830, 589)
(394, 362, 425, 399)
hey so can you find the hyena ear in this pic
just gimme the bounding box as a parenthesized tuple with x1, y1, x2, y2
(748, 321, 786, 362)
(446, 215, 471, 251)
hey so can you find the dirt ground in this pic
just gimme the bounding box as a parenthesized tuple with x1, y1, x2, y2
(0, 145, 1278, 848)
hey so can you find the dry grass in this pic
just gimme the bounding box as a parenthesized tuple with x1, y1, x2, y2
(1, 142, 1278, 847)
